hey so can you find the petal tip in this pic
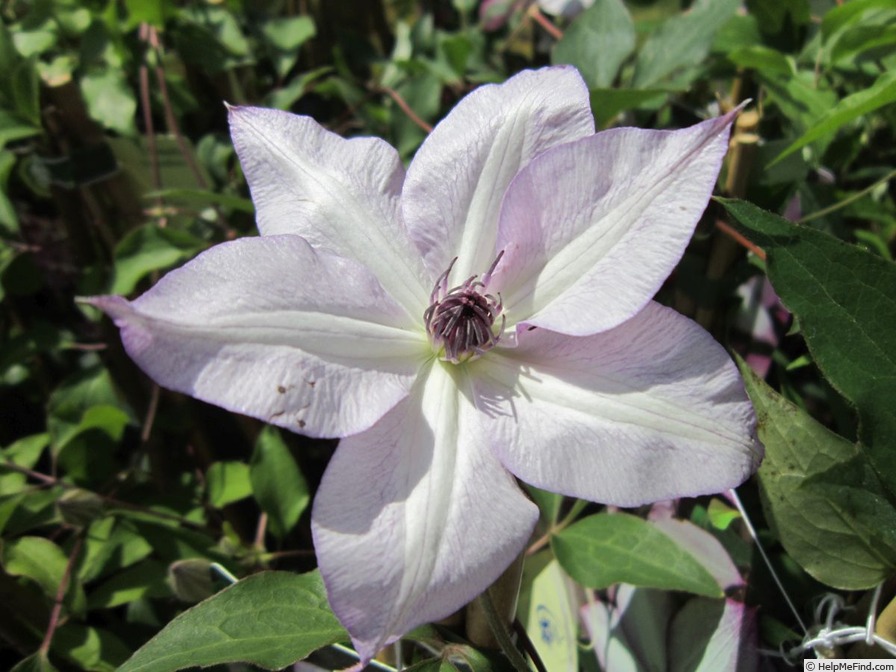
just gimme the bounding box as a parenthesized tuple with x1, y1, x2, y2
(77, 294, 132, 321)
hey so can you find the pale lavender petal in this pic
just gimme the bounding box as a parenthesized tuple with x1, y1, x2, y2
(402, 66, 595, 284)
(470, 302, 761, 506)
(86, 236, 425, 438)
(311, 362, 539, 662)
(228, 105, 429, 316)
(493, 110, 738, 336)
(650, 518, 744, 590)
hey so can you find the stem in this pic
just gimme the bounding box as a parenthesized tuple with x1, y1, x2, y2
(39, 534, 84, 656)
(714, 219, 766, 261)
(478, 589, 532, 672)
(380, 85, 433, 133)
(527, 5, 563, 40)
(526, 498, 588, 556)
(797, 168, 896, 224)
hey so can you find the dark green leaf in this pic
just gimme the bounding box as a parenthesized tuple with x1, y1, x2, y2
(552, 513, 723, 597)
(0, 111, 41, 149)
(10, 652, 58, 672)
(740, 361, 896, 588)
(552, 0, 635, 88)
(206, 461, 252, 508)
(250, 427, 309, 538)
(87, 559, 171, 609)
(78, 517, 153, 583)
(589, 88, 668, 128)
(111, 223, 207, 295)
(117, 571, 346, 672)
(720, 199, 896, 490)
(53, 623, 130, 671)
(145, 188, 254, 213)
(47, 366, 130, 451)
(0, 150, 17, 234)
(727, 45, 793, 76)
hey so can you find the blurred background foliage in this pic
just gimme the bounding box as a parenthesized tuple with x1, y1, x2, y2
(0, 0, 894, 670)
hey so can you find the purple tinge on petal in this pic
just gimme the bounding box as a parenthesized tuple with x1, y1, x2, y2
(402, 66, 595, 286)
(471, 301, 762, 507)
(311, 362, 538, 663)
(494, 108, 739, 336)
(84, 235, 423, 439)
(649, 518, 744, 591)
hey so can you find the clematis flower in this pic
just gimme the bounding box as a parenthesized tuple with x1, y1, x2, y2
(86, 67, 762, 663)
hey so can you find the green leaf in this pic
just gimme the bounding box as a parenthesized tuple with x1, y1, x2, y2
(720, 199, 896, 491)
(822, 0, 896, 64)
(145, 188, 254, 214)
(10, 652, 58, 672)
(1, 536, 68, 598)
(78, 517, 153, 583)
(124, 0, 172, 30)
(1, 433, 49, 496)
(79, 68, 137, 135)
(589, 88, 669, 128)
(250, 427, 309, 538)
(740, 361, 896, 589)
(8, 59, 41, 126)
(0, 110, 41, 149)
(727, 45, 793, 76)
(772, 70, 896, 165)
(111, 223, 207, 295)
(47, 366, 130, 451)
(632, 0, 740, 88)
(206, 461, 252, 508)
(0, 150, 17, 234)
(86, 559, 170, 609)
(53, 623, 130, 671)
(1, 535, 88, 614)
(757, 71, 838, 136)
(117, 571, 346, 672)
(551, 513, 723, 597)
(261, 16, 315, 78)
(552, 0, 635, 88)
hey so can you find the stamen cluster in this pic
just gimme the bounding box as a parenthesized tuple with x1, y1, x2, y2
(424, 254, 505, 364)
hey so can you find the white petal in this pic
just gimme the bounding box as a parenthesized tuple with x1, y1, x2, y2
(471, 302, 761, 506)
(494, 111, 737, 335)
(228, 105, 429, 316)
(86, 236, 426, 438)
(402, 66, 595, 283)
(311, 362, 538, 662)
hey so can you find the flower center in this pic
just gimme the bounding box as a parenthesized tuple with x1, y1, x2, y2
(424, 253, 505, 364)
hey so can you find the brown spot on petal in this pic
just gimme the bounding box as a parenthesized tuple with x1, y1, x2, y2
(277, 385, 286, 394)
(298, 420, 306, 428)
